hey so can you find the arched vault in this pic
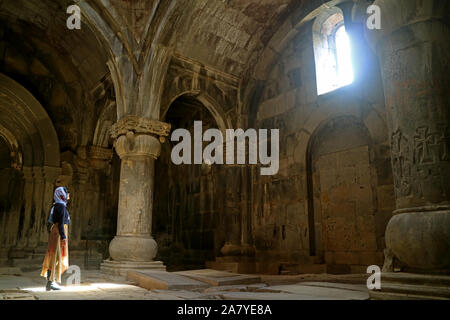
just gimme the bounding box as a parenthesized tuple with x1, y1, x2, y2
(0, 73, 60, 168)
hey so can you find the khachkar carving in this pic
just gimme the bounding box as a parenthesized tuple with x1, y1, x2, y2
(110, 115, 171, 143)
(391, 129, 412, 197)
(414, 126, 450, 164)
(391, 125, 450, 201)
(413, 125, 449, 200)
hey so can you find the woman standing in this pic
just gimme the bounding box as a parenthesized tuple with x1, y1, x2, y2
(41, 186, 71, 291)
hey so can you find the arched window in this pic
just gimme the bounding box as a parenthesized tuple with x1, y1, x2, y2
(313, 8, 354, 95)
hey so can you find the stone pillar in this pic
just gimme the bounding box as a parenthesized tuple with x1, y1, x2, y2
(101, 115, 170, 276)
(28, 167, 44, 248)
(39, 166, 61, 245)
(16, 167, 34, 249)
(365, 0, 450, 273)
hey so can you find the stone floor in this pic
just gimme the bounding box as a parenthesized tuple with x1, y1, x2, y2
(0, 267, 369, 300)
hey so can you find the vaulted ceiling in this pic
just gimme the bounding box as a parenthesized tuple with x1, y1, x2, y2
(0, 0, 110, 151)
(0, 0, 341, 151)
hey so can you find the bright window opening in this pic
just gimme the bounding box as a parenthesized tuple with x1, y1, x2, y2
(313, 10, 354, 95)
(335, 25, 354, 88)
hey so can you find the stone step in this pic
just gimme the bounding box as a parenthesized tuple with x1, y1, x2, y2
(372, 282, 450, 299)
(0, 267, 22, 275)
(369, 290, 449, 300)
(20, 265, 43, 272)
(381, 272, 450, 287)
(12, 257, 43, 266)
(175, 269, 261, 286)
(127, 270, 209, 290)
(206, 261, 238, 273)
(32, 253, 46, 259)
(206, 261, 256, 274)
(100, 260, 166, 277)
(8, 250, 32, 259)
(0, 258, 9, 267)
(33, 247, 48, 254)
(12, 257, 43, 272)
(370, 273, 450, 300)
(281, 263, 328, 274)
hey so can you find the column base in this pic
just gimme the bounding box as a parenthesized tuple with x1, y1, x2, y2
(369, 272, 450, 300)
(100, 259, 166, 277)
(385, 208, 450, 270)
(109, 235, 158, 262)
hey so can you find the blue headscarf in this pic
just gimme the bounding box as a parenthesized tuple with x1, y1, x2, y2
(48, 187, 69, 224)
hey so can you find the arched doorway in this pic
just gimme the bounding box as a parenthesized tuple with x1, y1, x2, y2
(307, 116, 378, 273)
(153, 94, 227, 271)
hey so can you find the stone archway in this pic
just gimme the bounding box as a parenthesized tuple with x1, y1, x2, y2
(153, 94, 228, 270)
(306, 115, 379, 273)
(0, 73, 61, 263)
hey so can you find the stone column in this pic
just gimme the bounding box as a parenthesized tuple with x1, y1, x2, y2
(16, 167, 34, 249)
(101, 115, 171, 276)
(28, 167, 44, 248)
(366, 0, 450, 273)
(39, 166, 61, 245)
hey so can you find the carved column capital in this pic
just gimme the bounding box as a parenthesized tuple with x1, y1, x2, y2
(87, 145, 113, 170)
(87, 145, 113, 161)
(111, 116, 171, 160)
(114, 133, 162, 159)
(110, 115, 171, 142)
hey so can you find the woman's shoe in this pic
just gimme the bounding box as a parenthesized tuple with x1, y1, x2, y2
(50, 282, 62, 290)
(46, 281, 62, 291)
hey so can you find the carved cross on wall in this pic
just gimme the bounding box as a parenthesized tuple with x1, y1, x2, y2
(414, 126, 436, 164)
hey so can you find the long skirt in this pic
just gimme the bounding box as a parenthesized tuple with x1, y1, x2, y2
(40, 224, 69, 283)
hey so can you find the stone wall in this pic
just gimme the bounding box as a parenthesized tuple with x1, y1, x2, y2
(250, 21, 394, 274)
(0, 0, 401, 275)
(0, 51, 118, 269)
(153, 97, 227, 270)
(58, 150, 120, 269)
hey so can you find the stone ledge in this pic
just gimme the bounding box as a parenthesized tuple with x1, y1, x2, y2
(369, 272, 450, 300)
(127, 270, 209, 291)
(100, 260, 166, 277)
(175, 269, 261, 286)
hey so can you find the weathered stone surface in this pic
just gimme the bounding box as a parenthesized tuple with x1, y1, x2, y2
(127, 270, 209, 290)
(385, 210, 450, 270)
(370, 272, 450, 300)
(100, 260, 166, 277)
(175, 269, 261, 286)
(0, 1, 447, 303)
(109, 236, 158, 262)
(366, 0, 450, 273)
